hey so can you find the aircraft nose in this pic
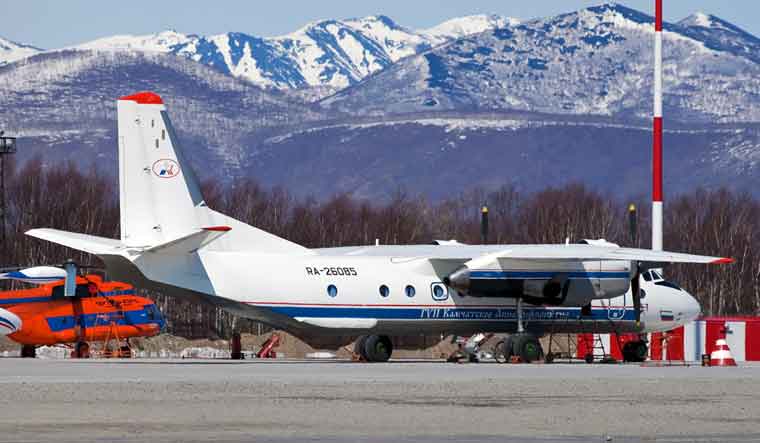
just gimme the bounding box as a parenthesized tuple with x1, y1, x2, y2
(682, 289, 702, 323)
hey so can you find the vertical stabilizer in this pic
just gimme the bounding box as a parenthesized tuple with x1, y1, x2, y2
(118, 92, 203, 247)
(117, 92, 307, 254)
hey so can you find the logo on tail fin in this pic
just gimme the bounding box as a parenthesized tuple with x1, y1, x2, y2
(152, 159, 180, 178)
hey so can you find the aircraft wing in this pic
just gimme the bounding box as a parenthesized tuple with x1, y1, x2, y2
(471, 245, 733, 265)
(423, 245, 733, 274)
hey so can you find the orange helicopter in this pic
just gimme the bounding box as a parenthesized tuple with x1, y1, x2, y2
(0, 264, 164, 358)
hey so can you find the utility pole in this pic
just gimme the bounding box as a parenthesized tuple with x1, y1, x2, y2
(652, 0, 664, 254)
(0, 131, 17, 248)
(480, 205, 489, 244)
(628, 203, 638, 248)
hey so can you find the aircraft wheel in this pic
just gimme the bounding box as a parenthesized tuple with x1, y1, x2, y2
(544, 352, 555, 364)
(74, 341, 90, 359)
(513, 334, 543, 363)
(363, 335, 393, 362)
(353, 335, 368, 360)
(21, 345, 36, 358)
(493, 341, 507, 363)
(623, 341, 648, 362)
(584, 353, 595, 364)
(494, 337, 513, 363)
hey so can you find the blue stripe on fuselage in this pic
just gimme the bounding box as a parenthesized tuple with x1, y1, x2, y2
(45, 305, 163, 332)
(263, 305, 636, 322)
(0, 296, 52, 305)
(0, 316, 17, 330)
(0, 290, 135, 306)
(470, 271, 630, 279)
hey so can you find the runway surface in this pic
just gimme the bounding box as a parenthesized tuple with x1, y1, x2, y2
(1, 359, 759, 442)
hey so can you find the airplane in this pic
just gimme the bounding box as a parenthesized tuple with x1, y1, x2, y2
(26, 92, 732, 363)
(0, 266, 165, 357)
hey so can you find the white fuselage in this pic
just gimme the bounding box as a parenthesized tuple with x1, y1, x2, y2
(134, 246, 701, 337)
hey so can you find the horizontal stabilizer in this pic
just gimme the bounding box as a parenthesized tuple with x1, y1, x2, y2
(26, 229, 125, 255)
(144, 227, 231, 255)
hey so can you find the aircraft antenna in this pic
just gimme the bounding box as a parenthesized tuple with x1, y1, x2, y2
(0, 131, 17, 249)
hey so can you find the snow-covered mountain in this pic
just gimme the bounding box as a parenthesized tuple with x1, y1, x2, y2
(0, 49, 323, 174)
(2, 14, 512, 95)
(169, 15, 437, 92)
(1, 4, 759, 201)
(0, 37, 42, 66)
(677, 12, 760, 64)
(92, 15, 512, 93)
(73, 30, 191, 53)
(322, 4, 760, 123)
(422, 15, 520, 40)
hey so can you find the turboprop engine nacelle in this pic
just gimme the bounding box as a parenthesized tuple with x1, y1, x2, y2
(444, 260, 633, 306)
(0, 308, 21, 336)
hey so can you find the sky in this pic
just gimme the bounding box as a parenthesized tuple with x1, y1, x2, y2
(5, 1, 759, 49)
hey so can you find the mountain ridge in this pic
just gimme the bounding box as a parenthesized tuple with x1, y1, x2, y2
(1, 3, 758, 202)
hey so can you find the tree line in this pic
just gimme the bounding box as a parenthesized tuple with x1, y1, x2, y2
(1, 156, 758, 338)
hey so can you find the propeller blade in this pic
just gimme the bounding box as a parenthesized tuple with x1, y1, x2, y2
(0, 266, 66, 284)
(632, 267, 641, 327)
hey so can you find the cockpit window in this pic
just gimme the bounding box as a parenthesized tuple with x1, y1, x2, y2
(655, 280, 682, 291)
(652, 271, 664, 281)
(642, 271, 652, 282)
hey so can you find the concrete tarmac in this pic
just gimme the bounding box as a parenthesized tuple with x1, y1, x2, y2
(1, 359, 759, 442)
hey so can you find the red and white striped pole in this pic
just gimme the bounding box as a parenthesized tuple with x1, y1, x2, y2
(652, 0, 663, 253)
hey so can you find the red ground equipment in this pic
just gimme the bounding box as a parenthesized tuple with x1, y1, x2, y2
(256, 333, 280, 358)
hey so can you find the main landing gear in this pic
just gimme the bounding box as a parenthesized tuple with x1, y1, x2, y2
(72, 341, 91, 359)
(494, 298, 544, 363)
(622, 339, 648, 362)
(354, 335, 393, 362)
(20, 345, 36, 358)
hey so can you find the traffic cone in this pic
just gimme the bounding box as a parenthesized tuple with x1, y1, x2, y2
(709, 339, 737, 367)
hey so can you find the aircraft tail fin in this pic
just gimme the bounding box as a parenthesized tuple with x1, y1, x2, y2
(116, 92, 307, 254)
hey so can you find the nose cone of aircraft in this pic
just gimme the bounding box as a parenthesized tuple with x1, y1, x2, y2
(0, 307, 22, 336)
(682, 289, 702, 323)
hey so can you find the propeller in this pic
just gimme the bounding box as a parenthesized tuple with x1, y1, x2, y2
(631, 264, 642, 327)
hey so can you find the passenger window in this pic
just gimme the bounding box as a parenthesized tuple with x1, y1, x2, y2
(431, 283, 448, 301)
(327, 284, 337, 298)
(379, 285, 389, 298)
(405, 285, 416, 298)
(161, 129, 166, 140)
